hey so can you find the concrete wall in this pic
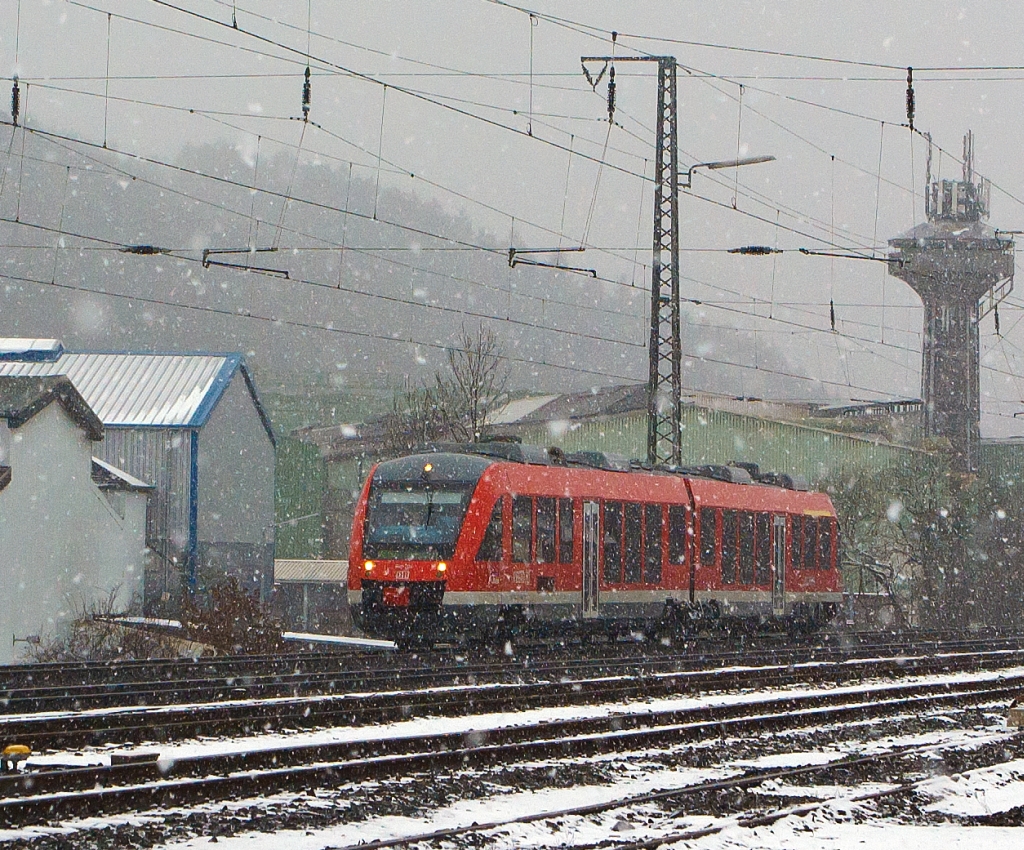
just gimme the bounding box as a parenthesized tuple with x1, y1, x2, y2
(197, 375, 275, 598)
(0, 404, 147, 664)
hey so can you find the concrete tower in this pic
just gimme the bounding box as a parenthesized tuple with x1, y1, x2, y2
(888, 132, 1014, 472)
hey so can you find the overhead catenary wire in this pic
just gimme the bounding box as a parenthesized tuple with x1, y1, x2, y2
(0, 4, 970, 342)
(9, 0, 1024, 405)
(0, 117, 962, 389)
(48, 0, 931, 263)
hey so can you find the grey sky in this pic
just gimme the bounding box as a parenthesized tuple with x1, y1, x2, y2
(4, 1, 1024, 434)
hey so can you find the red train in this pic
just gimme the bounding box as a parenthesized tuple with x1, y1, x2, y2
(348, 442, 842, 644)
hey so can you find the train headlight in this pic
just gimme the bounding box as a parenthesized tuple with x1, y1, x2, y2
(437, 561, 447, 573)
(364, 560, 374, 572)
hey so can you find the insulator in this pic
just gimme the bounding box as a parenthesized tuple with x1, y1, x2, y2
(11, 76, 20, 128)
(995, 304, 1001, 336)
(607, 65, 616, 124)
(302, 66, 311, 121)
(906, 67, 915, 131)
(582, 63, 594, 89)
(830, 299, 836, 331)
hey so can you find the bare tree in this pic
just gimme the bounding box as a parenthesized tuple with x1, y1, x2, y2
(380, 381, 448, 456)
(381, 326, 510, 455)
(434, 325, 510, 442)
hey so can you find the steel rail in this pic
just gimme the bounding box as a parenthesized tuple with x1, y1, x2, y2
(325, 734, 1015, 850)
(0, 670, 1019, 826)
(2, 646, 1023, 751)
(0, 629, 1013, 693)
(3, 635, 1023, 716)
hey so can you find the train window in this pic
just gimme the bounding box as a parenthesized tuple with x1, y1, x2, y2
(791, 515, 803, 567)
(755, 513, 771, 584)
(558, 498, 574, 563)
(644, 503, 663, 584)
(668, 504, 687, 564)
(721, 510, 738, 584)
(512, 495, 533, 563)
(818, 518, 834, 570)
(536, 497, 556, 564)
(739, 512, 754, 584)
(624, 502, 643, 583)
(475, 499, 504, 562)
(602, 501, 623, 584)
(802, 516, 817, 569)
(700, 507, 717, 566)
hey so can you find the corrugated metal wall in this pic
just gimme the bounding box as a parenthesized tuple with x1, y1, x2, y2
(515, 407, 924, 483)
(101, 427, 192, 610)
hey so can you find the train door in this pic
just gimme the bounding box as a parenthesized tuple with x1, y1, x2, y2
(581, 500, 600, 618)
(772, 515, 786, 616)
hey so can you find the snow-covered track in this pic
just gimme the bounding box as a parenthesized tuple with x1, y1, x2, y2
(1, 631, 1018, 715)
(0, 667, 1020, 827)
(3, 642, 1024, 753)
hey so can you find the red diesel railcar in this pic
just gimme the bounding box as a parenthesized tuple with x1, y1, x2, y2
(348, 442, 842, 643)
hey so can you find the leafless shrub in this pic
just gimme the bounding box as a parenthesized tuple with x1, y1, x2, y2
(180, 577, 284, 655)
(24, 588, 183, 663)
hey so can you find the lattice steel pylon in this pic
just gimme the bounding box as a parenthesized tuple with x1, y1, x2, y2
(647, 58, 682, 467)
(582, 55, 680, 465)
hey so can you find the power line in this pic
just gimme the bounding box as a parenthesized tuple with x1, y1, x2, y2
(6, 129, 654, 326)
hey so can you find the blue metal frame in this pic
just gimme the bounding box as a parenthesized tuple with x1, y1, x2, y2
(187, 429, 199, 594)
(189, 355, 241, 428)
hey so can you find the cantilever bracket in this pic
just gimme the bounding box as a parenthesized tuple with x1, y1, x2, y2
(507, 246, 594, 277)
(201, 247, 289, 279)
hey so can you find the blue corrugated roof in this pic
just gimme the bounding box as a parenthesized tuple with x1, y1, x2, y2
(0, 345, 273, 440)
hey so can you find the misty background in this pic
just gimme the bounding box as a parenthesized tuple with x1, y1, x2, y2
(2, 1, 1023, 434)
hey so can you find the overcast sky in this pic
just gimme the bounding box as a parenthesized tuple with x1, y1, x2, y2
(5, 1, 1024, 435)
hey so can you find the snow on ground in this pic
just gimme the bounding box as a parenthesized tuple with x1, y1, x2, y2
(920, 757, 1024, 816)
(733, 750, 838, 769)
(675, 818, 1024, 850)
(156, 764, 733, 849)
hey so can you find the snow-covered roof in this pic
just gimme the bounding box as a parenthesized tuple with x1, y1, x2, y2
(0, 375, 104, 441)
(91, 457, 153, 491)
(487, 395, 559, 425)
(0, 338, 64, 361)
(0, 343, 273, 439)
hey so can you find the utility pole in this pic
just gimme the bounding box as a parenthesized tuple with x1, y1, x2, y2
(580, 55, 774, 465)
(582, 55, 681, 466)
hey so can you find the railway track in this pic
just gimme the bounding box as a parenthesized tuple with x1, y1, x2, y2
(3, 642, 1024, 750)
(326, 734, 1021, 850)
(0, 664, 1019, 828)
(2, 632, 1023, 716)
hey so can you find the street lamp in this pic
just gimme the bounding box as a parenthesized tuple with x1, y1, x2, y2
(681, 155, 776, 189)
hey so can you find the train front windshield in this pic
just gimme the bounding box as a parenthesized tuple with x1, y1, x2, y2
(363, 484, 473, 560)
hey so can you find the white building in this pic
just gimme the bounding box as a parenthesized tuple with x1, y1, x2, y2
(0, 339, 277, 614)
(0, 375, 150, 663)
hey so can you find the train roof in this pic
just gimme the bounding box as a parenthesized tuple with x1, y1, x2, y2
(405, 441, 810, 491)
